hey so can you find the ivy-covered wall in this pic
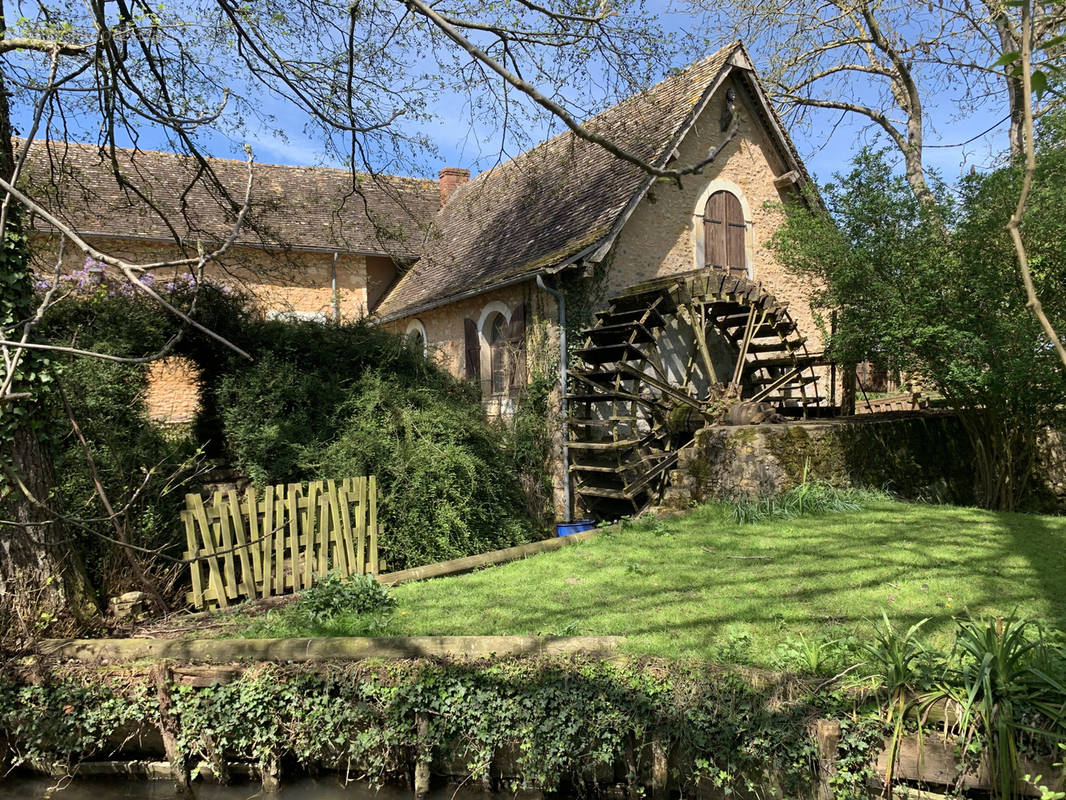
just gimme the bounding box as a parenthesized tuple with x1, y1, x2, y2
(664, 412, 1064, 510)
(0, 658, 835, 798)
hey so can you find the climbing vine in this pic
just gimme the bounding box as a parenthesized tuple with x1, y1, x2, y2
(0, 658, 821, 794)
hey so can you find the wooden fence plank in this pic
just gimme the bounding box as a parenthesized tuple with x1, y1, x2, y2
(273, 485, 285, 596)
(261, 489, 274, 599)
(183, 510, 203, 608)
(228, 490, 255, 598)
(369, 476, 379, 575)
(353, 476, 367, 575)
(215, 491, 238, 600)
(339, 488, 357, 575)
(189, 494, 228, 609)
(317, 489, 330, 577)
(245, 486, 263, 588)
(303, 481, 320, 588)
(287, 484, 300, 591)
(326, 481, 349, 576)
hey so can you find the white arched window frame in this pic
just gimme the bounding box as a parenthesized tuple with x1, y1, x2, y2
(477, 301, 512, 397)
(691, 179, 754, 279)
(404, 318, 428, 358)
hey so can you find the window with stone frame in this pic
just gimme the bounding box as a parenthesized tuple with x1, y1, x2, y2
(703, 190, 747, 275)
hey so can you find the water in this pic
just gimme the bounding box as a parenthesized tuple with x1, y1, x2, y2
(0, 776, 482, 800)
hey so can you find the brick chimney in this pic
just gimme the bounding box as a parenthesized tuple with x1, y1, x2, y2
(438, 167, 470, 206)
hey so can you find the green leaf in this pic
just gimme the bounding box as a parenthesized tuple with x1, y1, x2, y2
(994, 50, 1022, 67)
(1032, 70, 1049, 98)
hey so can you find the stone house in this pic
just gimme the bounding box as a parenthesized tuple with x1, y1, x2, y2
(28, 42, 826, 517)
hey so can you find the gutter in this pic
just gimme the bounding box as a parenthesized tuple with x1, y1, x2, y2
(331, 252, 340, 323)
(536, 274, 571, 523)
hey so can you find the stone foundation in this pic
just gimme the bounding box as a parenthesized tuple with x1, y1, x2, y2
(664, 412, 1065, 513)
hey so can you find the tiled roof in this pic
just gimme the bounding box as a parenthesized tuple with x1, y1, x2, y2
(374, 44, 740, 319)
(20, 141, 439, 257)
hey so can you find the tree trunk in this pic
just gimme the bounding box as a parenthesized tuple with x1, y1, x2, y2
(1, 428, 99, 648)
(0, 2, 99, 648)
(993, 14, 1026, 157)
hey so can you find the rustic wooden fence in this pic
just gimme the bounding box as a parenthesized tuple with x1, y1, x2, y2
(182, 477, 382, 609)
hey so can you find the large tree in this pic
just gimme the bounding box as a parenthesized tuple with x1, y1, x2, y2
(771, 135, 1066, 510)
(696, 0, 1065, 200)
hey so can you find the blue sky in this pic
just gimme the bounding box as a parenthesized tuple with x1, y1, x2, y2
(12, 0, 1015, 188)
(232, 5, 1014, 188)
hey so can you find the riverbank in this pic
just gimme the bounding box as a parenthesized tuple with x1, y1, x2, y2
(2, 651, 1062, 798)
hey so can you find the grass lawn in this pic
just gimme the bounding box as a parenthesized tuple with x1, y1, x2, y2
(230, 500, 1066, 667)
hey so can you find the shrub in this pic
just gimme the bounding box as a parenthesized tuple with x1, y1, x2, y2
(298, 573, 395, 623)
(214, 320, 541, 570)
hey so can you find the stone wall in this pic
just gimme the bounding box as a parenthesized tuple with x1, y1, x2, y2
(663, 412, 1066, 513)
(663, 412, 978, 508)
(144, 356, 201, 424)
(605, 74, 822, 356)
(1035, 429, 1066, 511)
(32, 234, 374, 320)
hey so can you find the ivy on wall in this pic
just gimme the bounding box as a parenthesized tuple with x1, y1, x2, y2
(0, 659, 829, 796)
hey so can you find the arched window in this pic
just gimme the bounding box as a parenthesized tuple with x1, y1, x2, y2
(703, 190, 747, 274)
(405, 318, 428, 358)
(487, 312, 508, 395)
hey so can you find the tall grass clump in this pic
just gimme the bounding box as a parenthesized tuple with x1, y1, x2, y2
(729, 480, 889, 524)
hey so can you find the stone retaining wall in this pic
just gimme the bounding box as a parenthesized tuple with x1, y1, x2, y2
(664, 412, 1065, 512)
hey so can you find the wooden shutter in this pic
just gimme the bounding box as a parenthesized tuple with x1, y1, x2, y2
(703, 192, 726, 268)
(704, 190, 746, 273)
(723, 192, 746, 273)
(507, 303, 527, 392)
(463, 318, 480, 380)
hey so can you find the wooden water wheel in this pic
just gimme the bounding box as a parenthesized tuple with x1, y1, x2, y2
(568, 269, 823, 519)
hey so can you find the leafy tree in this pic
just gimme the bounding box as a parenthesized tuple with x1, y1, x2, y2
(696, 0, 1066, 199)
(772, 140, 1066, 510)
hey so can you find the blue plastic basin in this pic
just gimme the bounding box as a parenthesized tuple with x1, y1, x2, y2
(556, 519, 596, 537)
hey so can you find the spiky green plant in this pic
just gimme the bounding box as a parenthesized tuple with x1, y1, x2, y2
(860, 612, 932, 794)
(938, 617, 1066, 800)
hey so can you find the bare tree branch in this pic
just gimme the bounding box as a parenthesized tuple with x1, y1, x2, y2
(1007, 0, 1066, 368)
